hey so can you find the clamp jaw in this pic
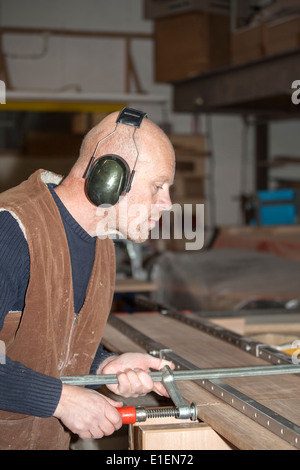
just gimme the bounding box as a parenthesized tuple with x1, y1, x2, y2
(162, 365, 198, 420)
(118, 365, 198, 424)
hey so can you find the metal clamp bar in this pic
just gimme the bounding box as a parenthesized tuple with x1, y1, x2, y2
(61, 363, 300, 386)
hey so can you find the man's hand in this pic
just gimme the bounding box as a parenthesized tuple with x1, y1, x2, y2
(97, 352, 174, 398)
(53, 384, 123, 440)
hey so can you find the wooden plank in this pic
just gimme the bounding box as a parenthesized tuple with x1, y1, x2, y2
(115, 278, 157, 294)
(213, 225, 300, 261)
(3, 100, 126, 113)
(132, 420, 234, 450)
(102, 313, 299, 449)
(120, 313, 267, 369)
(122, 314, 300, 424)
(1, 26, 153, 41)
(103, 322, 146, 354)
(175, 380, 296, 450)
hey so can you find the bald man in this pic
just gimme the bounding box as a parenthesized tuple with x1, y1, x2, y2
(0, 108, 175, 450)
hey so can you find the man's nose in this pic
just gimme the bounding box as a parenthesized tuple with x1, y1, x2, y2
(158, 190, 172, 211)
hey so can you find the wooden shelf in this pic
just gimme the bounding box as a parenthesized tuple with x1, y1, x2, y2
(259, 156, 300, 166)
(173, 48, 300, 116)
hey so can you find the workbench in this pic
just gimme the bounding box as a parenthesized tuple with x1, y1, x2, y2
(102, 303, 300, 450)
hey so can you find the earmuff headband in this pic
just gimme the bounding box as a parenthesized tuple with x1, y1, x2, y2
(116, 107, 147, 128)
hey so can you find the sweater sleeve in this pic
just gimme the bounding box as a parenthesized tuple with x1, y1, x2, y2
(89, 342, 117, 375)
(86, 343, 117, 390)
(0, 211, 62, 417)
(0, 357, 62, 417)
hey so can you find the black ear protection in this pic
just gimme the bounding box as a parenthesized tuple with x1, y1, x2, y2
(84, 107, 147, 207)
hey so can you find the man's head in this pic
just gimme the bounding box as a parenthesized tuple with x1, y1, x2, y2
(62, 108, 175, 242)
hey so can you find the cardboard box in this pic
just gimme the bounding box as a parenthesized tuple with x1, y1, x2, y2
(231, 15, 300, 66)
(265, 15, 300, 56)
(169, 133, 207, 155)
(174, 154, 206, 177)
(71, 112, 108, 135)
(155, 12, 230, 82)
(171, 175, 205, 200)
(231, 24, 265, 65)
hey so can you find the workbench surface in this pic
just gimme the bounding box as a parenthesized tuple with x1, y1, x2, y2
(103, 312, 300, 450)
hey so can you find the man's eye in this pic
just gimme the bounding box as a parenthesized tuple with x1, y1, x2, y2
(152, 184, 164, 195)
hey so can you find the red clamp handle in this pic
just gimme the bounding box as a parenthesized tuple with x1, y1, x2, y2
(117, 406, 137, 424)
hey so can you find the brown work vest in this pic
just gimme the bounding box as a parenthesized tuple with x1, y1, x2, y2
(0, 170, 115, 449)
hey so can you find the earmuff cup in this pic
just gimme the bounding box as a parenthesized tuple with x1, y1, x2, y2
(84, 107, 147, 207)
(85, 155, 130, 207)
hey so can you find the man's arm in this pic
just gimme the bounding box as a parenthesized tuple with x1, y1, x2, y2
(53, 384, 123, 439)
(0, 357, 63, 417)
(53, 352, 174, 439)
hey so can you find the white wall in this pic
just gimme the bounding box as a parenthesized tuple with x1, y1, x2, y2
(1, 0, 171, 103)
(269, 120, 300, 189)
(0, 0, 298, 235)
(207, 115, 255, 228)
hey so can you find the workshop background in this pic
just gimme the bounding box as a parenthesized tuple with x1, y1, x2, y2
(1, 0, 299, 307)
(1, 0, 300, 450)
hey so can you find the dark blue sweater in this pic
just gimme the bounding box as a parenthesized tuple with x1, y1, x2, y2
(0, 184, 114, 417)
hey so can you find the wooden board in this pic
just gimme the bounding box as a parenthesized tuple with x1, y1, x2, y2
(213, 225, 300, 262)
(102, 312, 300, 450)
(114, 278, 157, 293)
(131, 420, 234, 451)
